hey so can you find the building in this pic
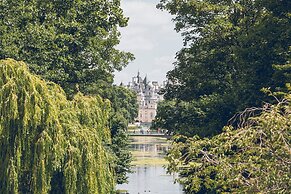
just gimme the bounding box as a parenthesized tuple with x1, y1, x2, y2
(126, 72, 165, 125)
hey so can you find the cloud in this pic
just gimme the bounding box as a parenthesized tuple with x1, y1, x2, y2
(146, 56, 176, 81)
(154, 56, 175, 67)
(118, 0, 175, 52)
(118, 35, 155, 52)
(122, 0, 172, 27)
(114, 0, 183, 84)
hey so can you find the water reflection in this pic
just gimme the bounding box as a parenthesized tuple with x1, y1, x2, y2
(117, 166, 183, 194)
(131, 143, 168, 152)
(116, 136, 184, 194)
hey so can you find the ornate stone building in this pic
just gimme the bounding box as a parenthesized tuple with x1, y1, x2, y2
(126, 72, 165, 125)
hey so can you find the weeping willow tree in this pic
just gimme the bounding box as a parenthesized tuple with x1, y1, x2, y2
(0, 59, 115, 194)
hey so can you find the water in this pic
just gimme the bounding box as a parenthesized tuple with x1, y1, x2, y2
(116, 136, 184, 194)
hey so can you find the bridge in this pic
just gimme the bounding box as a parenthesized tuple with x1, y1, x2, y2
(128, 132, 172, 139)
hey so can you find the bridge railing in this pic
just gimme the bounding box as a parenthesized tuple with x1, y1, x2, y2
(127, 131, 166, 136)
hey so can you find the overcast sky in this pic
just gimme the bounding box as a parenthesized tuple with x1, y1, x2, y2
(114, 0, 183, 84)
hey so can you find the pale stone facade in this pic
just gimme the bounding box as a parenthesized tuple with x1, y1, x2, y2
(126, 72, 165, 124)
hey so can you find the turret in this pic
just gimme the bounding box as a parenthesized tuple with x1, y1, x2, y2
(143, 75, 148, 87)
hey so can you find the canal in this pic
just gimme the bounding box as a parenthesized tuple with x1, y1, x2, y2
(116, 136, 184, 194)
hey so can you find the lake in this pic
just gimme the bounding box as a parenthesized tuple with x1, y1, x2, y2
(116, 136, 184, 194)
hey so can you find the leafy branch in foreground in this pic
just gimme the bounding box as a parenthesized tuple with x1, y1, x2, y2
(167, 92, 291, 193)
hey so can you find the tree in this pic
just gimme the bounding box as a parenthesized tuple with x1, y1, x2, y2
(0, 59, 115, 194)
(0, 0, 138, 184)
(0, 0, 134, 96)
(153, 0, 291, 137)
(82, 82, 138, 184)
(153, 95, 235, 137)
(105, 86, 138, 184)
(166, 91, 291, 193)
(154, 1, 291, 192)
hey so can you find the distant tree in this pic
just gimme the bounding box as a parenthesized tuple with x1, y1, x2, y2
(82, 84, 138, 184)
(107, 86, 138, 184)
(0, 0, 134, 96)
(153, 95, 235, 137)
(153, 0, 291, 137)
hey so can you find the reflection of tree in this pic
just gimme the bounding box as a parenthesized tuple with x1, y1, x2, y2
(130, 137, 170, 160)
(156, 145, 168, 153)
(131, 143, 169, 154)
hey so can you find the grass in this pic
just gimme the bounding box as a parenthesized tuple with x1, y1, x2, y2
(128, 125, 138, 130)
(131, 150, 169, 166)
(131, 157, 169, 166)
(116, 189, 128, 194)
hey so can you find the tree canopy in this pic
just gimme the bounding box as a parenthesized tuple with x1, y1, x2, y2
(153, 0, 291, 193)
(0, 59, 115, 194)
(103, 86, 138, 184)
(0, 0, 134, 95)
(154, 0, 291, 137)
(80, 72, 138, 184)
(0, 0, 138, 185)
(166, 91, 291, 193)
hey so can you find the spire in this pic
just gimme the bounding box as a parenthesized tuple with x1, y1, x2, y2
(143, 75, 148, 86)
(137, 70, 141, 83)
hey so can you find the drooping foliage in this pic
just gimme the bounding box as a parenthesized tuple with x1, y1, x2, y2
(0, 0, 134, 96)
(82, 84, 138, 184)
(0, 59, 114, 193)
(166, 91, 291, 193)
(153, 0, 291, 137)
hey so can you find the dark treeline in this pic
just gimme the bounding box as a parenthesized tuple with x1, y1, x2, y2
(153, 0, 290, 193)
(153, 0, 290, 137)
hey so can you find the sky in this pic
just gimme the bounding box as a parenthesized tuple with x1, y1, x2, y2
(114, 0, 183, 84)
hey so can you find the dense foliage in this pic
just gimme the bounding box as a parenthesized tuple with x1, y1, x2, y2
(0, 0, 134, 95)
(153, 0, 291, 193)
(166, 91, 291, 193)
(109, 87, 137, 184)
(0, 59, 114, 193)
(81, 78, 138, 184)
(0, 0, 138, 185)
(101, 86, 138, 184)
(153, 0, 291, 137)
